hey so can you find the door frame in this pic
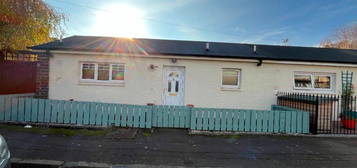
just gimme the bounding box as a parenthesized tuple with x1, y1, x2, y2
(162, 66, 186, 105)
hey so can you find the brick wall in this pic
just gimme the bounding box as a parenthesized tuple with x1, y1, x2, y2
(35, 51, 50, 98)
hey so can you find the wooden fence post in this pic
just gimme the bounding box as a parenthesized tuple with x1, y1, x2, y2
(147, 103, 155, 128)
(186, 104, 194, 129)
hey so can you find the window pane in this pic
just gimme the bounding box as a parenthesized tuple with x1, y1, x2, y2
(222, 69, 239, 86)
(82, 63, 95, 79)
(314, 76, 331, 89)
(98, 64, 109, 80)
(294, 75, 312, 88)
(111, 64, 124, 80)
(175, 81, 179, 92)
(168, 81, 171, 92)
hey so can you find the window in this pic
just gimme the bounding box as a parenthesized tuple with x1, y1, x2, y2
(111, 64, 125, 80)
(80, 62, 125, 83)
(294, 72, 334, 91)
(222, 69, 241, 89)
(294, 74, 312, 88)
(314, 75, 331, 89)
(82, 63, 95, 79)
(98, 64, 110, 80)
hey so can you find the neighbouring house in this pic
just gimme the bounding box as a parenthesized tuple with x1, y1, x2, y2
(30, 35, 357, 110)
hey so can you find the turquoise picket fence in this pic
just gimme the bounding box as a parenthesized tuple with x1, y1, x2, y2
(191, 107, 309, 133)
(152, 105, 191, 128)
(271, 105, 302, 111)
(0, 96, 152, 128)
(0, 95, 310, 134)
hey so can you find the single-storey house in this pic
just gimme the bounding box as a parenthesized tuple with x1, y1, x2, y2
(30, 35, 357, 110)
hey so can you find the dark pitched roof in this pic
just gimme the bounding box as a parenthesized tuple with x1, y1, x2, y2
(30, 35, 357, 64)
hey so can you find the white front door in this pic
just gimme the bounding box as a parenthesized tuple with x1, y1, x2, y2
(163, 66, 185, 105)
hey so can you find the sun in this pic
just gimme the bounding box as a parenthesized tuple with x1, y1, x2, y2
(91, 4, 148, 38)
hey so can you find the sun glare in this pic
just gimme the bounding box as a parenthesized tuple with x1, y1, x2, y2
(91, 4, 148, 38)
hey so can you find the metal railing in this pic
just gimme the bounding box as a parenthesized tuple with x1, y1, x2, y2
(277, 92, 357, 134)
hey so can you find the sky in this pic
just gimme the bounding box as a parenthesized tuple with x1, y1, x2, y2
(46, 0, 357, 47)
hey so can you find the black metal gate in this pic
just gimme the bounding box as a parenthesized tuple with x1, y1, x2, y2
(277, 92, 357, 135)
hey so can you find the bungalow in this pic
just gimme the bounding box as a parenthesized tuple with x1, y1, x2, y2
(30, 35, 357, 110)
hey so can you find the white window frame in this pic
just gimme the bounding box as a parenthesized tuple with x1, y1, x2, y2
(293, 72, 335, 91)
(80, 63, 96, 81)
(221, 68, 241, 89)
(80, 62, 125, 84)
(293, 73, 313, 90)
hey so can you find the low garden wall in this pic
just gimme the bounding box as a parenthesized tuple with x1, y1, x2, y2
(0, 95, 310, 134)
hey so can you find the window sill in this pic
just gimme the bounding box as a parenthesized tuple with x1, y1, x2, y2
(220, 87, 241, 91)
(78, 81, 125, 87)
(293, 88, 335, 94)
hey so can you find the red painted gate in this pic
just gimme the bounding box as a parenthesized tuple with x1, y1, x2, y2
(0, 51, 38, 94)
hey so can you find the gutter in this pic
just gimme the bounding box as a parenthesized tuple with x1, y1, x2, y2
(257, 59, 263, 66)
(31, 49, 357, 68)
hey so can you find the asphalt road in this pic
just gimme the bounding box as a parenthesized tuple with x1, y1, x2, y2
(1, 127, 357, 168)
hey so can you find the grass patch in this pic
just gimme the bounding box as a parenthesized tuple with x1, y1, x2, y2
(0, 124, 111, 136)
(142, 129, 152, 137)
(81, 129, 111, 136)
(223, 134, 241, 139)
(0, 124, 49, 134)
(275, 135, 292, 139)
(47, 128, 77, 136)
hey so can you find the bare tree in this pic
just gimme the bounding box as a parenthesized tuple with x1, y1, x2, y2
(320, 24, 357, 49)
